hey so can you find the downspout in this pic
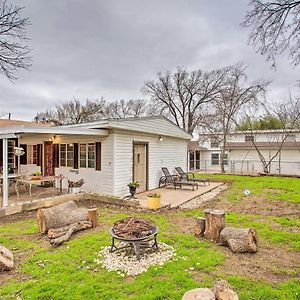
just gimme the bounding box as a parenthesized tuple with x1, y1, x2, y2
(2, 138, 8, 207)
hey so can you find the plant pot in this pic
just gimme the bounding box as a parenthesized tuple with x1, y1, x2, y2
(147, 195, 161, 209)
(31, 176, 41, 180)
(128, 186, 137, 198)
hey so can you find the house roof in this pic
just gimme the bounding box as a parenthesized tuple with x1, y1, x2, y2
(63, 116, 192, 140)
(0, 119, 49, 128)
(188, 141, 207, 151)
(227, 141, 300, 150)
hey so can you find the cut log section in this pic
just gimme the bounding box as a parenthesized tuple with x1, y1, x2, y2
(37, 200, 88, 233)
(194, 217, 206, 237)
(204, 209, 225, 242)
(213, 279, 239, 300)
(0, 245, 14, 271)
(220, 227, 258, 253)
(88, 208, 99, 228)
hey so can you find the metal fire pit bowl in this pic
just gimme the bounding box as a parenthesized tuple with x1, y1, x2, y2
(109, 226, 159, 261)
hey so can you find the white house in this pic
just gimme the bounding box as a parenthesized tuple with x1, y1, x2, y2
(0, 117, 191, 206)
(188, 130, 300, 175)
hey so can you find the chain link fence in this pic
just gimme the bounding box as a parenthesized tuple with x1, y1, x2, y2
(189, 159, 300, 176)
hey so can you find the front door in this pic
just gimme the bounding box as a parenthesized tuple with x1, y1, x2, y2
(133, 143, 147, 192)
(44, 142, 54, 176)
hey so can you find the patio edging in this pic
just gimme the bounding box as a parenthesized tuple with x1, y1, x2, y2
(0, 192, 139, 218)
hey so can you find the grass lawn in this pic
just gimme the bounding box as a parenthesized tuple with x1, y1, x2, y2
(0, 174, 299, 300)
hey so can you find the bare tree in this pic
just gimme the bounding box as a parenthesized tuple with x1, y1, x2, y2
(35, 98, 107, 125)
(242, 0, 300, 67)
(212, 64, 270, 173)
(105, 99, 157, 118)
(237, 94, 300, 173)
(143, 67, 229, 135)
(35, 98, 155, 125)
(0, 0, 31, 79)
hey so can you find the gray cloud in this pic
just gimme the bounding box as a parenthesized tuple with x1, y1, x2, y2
(0, 0, 298, 120)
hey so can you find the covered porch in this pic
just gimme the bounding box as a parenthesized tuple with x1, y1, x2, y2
(0, 125, 108, 208)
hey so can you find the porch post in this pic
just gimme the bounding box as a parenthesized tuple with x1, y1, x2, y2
(2, 138, 8, 207)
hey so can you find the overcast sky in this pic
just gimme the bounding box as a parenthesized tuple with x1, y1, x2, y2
(0, 0, 299, 121)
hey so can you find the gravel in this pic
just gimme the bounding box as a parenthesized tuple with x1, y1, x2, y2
(179, 184, 228, 209)
(95, 242, 176, 276)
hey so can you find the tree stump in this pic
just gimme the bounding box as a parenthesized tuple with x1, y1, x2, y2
(204, 209, 226, 242)
(220, 227, 258, 253)
(88, 208, 99, 228)
(213, 279, 239, 300)
(0, 245, 14, 271)
(194, 217, 206, 237)
(182, 288, 215, 300)
(37, 201, 88, 233)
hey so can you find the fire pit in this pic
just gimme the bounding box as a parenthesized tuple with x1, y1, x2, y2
(109, 217, 159, 261)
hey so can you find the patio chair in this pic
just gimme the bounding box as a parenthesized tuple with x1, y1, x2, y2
(159, 167, 198, 191)
(175, 167, 210, 185)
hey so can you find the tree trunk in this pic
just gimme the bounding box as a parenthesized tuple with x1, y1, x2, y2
(37, 201, 88, 233)
(194, 217, 206, 237)
(220, 227, 258, 253)
(204, 209, 226, 242)
(0, 245, 14, 271)
(88, 208, 99, 228)
(213, 279, 239, 300)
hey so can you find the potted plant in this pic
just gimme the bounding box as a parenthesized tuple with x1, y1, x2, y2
(31, 171, 42, 180)
(147, 193, 161, 209)
(127, 181, 140, 198)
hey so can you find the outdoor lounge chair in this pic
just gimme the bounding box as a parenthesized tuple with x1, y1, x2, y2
(159, 167, 198, 191)
(175, 167, 210, 185)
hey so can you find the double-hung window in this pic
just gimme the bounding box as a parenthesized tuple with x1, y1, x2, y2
(27, 145, 37, 164)
(79, 143, 95, 168)
(211, 153, 219, 165)
(60, 144, 74, 167)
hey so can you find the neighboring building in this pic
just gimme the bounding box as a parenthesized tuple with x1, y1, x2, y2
(0, 116, 191, 198)
(188, 130, 300, 175)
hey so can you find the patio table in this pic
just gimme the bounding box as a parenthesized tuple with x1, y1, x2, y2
(16, 175, 64, 197)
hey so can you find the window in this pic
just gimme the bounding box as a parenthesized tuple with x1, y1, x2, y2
(60, 144, 74, 167)
(211, 153, 219, 165)
(211, 153, 228, 166)
(8, 140, 16, 169)
(79, 143, 95, 168)
(210, 137, 220, 147)
(27, 145, 37, 164)
(245, 135, 254, 142)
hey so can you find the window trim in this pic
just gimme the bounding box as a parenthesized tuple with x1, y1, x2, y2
(79, 143, 95, 169)
(59, 143, 74, 167)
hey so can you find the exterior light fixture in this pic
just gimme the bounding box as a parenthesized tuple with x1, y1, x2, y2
(159, 136, 165, 142)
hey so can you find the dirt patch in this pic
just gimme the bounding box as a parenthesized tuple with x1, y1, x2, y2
(169, 216, 195, 234)
(204, 195, 300, 217)
(216, 241, 300, 283)
(263, 188, 282, 194)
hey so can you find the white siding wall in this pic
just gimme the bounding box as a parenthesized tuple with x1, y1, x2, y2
(114, 131, 188, 197)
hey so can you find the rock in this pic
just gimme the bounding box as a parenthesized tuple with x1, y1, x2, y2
(182, 288, 215, 300)
(213, 280, 239, 300)
(0, 245, 14, 271)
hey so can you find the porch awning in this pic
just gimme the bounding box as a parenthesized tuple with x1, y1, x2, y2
(0, 125, 109, 138)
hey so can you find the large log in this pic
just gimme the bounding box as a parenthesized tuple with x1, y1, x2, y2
(37, 201, 88, 233)
(0, 245, 14, 271)
(194, 217, 206, 237)
(204, 209, 225, 242)
(220, 227, 258, 253)
(213, 279, 239, 300)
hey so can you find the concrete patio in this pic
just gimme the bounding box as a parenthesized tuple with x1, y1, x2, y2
(137, 181, 223, 208)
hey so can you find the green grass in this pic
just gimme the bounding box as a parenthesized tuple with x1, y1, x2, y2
(0, 174, 299, 299)
(195, 173, 300, 204)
